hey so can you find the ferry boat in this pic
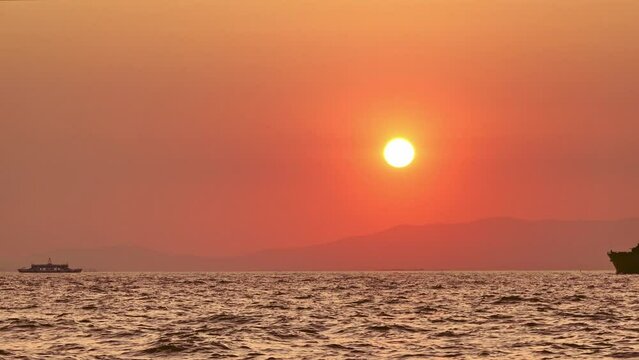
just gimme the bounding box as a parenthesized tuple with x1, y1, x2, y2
(18, 258, 82, 273)
(608, 244, 639, 274)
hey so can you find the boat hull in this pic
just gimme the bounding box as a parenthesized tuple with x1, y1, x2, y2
(608, 251, 639, 274)
(18, 269, 82, 273)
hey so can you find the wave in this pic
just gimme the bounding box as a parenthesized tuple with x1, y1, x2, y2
(1, 271, 632, 359)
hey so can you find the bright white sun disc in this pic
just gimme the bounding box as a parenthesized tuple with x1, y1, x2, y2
(383, 138, 415, 168)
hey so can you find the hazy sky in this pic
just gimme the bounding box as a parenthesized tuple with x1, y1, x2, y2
(2, 1, 639, 256)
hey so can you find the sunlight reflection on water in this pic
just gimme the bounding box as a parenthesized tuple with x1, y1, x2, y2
(1, 272, 638, 359)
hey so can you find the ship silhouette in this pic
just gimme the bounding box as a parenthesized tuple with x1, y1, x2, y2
(608, 244, 639, 274)
(18, 258, 82, 273)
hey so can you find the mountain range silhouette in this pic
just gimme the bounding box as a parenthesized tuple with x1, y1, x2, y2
(3, 218, 639, 271)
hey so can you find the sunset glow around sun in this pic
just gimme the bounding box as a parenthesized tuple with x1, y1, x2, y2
(383, 138, 415, 168)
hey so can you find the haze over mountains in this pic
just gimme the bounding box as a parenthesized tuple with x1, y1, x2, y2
(3, 218, 639, 271)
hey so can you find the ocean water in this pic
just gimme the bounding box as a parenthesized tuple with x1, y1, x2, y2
(0, 272, 638, 359)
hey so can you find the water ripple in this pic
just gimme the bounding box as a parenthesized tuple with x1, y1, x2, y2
(0, 272, 638, 359)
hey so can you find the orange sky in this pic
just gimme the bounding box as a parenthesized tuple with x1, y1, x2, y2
(2, 1, 639, 256)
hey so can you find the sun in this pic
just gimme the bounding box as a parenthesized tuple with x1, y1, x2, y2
(383, 138, 415, 168)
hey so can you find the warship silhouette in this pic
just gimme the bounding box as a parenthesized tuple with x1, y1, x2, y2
(18, 258, 82, 273)
(608, 244, 639, 274)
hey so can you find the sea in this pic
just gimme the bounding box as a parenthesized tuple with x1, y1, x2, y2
(0, 272, 638, 359)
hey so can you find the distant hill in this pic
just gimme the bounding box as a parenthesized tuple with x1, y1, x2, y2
(9, 218, 639, 271)
(225, 218, 639, 271)
(8, 246, 222, 272)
